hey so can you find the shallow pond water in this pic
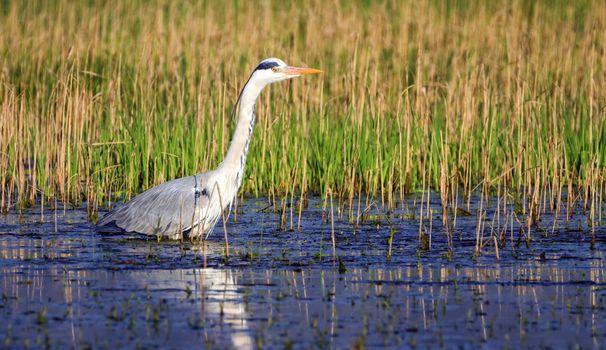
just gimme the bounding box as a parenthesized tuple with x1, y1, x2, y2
(0, 195, 605, 349)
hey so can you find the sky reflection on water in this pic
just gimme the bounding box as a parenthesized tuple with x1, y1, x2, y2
(0, 196, 605, 349)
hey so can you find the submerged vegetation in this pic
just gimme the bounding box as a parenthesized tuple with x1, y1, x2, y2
(1, 198, 605, 348)
(0, 0, 605, 225)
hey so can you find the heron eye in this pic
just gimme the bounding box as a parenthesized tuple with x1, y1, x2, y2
(271, 67, 278, 73)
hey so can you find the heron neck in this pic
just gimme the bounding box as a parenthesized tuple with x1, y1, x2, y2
(218, 79, 265, 189)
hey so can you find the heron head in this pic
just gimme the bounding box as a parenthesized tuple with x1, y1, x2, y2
(251, 58, 322, 86)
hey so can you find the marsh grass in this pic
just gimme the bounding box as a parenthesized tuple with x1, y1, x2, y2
(0, 0, 605, 242)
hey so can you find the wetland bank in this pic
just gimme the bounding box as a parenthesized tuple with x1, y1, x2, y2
(1, 0, 606, 349)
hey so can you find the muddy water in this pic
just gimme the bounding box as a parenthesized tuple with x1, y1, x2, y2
(0, 196, 605, 349)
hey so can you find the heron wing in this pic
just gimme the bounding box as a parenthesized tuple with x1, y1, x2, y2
(97, 173, 212, 237)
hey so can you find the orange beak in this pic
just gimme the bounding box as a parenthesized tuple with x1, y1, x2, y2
(282, 66, 323, 76)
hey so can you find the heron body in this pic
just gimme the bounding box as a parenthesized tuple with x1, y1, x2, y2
(97, 58, 321, 239)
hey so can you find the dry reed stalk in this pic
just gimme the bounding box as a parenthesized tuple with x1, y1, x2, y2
(0, 1, 602, 241)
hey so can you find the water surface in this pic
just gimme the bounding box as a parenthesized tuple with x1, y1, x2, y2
(0, 196, 604, 349)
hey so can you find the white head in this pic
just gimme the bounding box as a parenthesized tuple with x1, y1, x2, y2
(248, 57, 322, 87)
(233, 58, 321, 117)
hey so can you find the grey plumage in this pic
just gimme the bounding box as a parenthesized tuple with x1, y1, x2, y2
(96, 58, 321, 239)
(97, 173, 215, 239)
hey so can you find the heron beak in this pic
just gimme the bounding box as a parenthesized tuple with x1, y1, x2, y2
(282, 66, 323, 76)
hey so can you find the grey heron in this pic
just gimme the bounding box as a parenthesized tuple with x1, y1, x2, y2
(97, 58, 321, 239)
